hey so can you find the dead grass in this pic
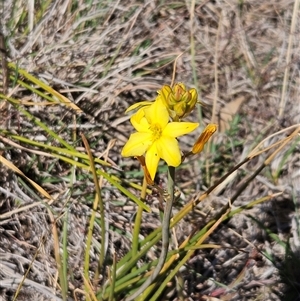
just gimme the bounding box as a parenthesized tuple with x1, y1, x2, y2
(0, 0, 300, 300)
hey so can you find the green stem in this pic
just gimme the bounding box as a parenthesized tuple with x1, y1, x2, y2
(125, 166, 175, 301)
(131, 176, 147, 263)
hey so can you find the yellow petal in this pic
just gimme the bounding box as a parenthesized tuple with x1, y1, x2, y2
(130, 109, 150, 132)
(125, 101, 153, 113)
(159, 85, 172, 105)
(121, 132, 152, 157)
(189, 88, 198, 103)
(145, 98, 169, 127)
(163, 122, 199, 137)
(192, 124, 217, 154)
(145, 142, 160, 180)
(157, 136, 181, 167)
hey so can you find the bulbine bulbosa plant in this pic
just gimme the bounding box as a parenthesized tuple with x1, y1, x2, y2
(120, 83, 217, 300)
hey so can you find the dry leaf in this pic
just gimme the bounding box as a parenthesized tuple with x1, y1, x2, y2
(219, 96, 245, 132)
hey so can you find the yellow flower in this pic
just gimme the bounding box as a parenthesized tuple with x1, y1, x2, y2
(122, 99, 199, 180)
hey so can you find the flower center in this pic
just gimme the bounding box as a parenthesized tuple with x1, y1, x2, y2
(150, 123, 162, 141)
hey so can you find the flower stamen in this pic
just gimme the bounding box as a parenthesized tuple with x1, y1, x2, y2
(150, 123, 162, 141)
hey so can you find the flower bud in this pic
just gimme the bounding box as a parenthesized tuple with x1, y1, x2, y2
(158, 83, 198, 121)
(192, 124, 217, 154)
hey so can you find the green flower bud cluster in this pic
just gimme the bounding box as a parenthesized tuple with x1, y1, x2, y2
(158, 83, 198, 121)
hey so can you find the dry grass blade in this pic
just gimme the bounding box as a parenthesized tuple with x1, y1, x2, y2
(81, 273, 98, 301)
(0, 155, 52, 200)
(48, 209, 68, 300)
